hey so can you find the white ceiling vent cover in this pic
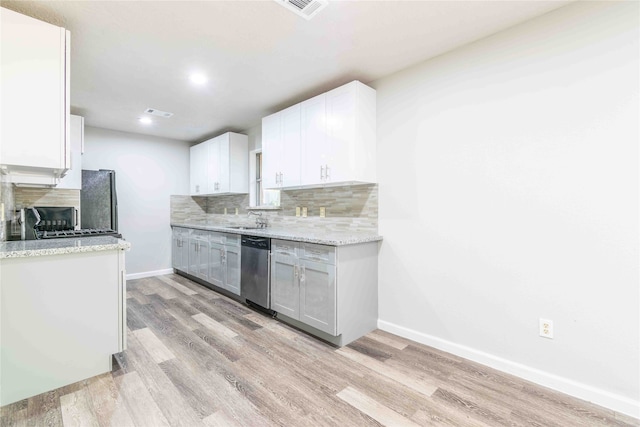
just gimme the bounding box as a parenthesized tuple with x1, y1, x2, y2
(274, 0, 328, 20)
(145, 108, 174, 118)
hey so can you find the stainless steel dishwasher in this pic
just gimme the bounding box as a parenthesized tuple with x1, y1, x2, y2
(240, 235, 272, 312)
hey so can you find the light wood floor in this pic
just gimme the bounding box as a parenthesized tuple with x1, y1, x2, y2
(1, 274, 637, 427)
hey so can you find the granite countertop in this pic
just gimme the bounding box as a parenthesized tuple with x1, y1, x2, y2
(171, 222, 382, 246)
(0, 236, 131, 259)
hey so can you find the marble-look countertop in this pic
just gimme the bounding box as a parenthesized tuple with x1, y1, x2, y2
(0, 236, 131, 259)
(171, 222, 382, 246)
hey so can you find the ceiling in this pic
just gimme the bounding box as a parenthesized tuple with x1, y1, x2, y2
(1, 0, 572, 143)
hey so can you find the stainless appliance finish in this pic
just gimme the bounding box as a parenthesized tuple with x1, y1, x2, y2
(81, 169, 118, 231)
(240, 235, 271, 310)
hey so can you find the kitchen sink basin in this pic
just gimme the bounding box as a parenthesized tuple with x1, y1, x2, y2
(226, 226, 264, 230)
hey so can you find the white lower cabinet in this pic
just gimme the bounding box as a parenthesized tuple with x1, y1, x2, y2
(270, 238, 379, 346)
(172, 227, 241, 296)
(0, 249, 126, 405)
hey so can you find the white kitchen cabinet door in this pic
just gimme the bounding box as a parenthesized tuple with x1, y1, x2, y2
(299, 259, 336, 335)
(224, 244, 241, 296)
(57, 115, 83, 190)
(190, 141, 208, 195)
(207, 136, 221, 193)
(325, 81, 377, 185)
(300, 93, 327, 186)
(208, 241, 225, 289)
(270, 242, 300, 319)
(188, 235, 208, 281)
(280, 104, 301, 188)
(262, 105, 300, 189)
(171, 228, 189, 272)
(1, 8, 70, 179)
(262, 112, 281, 189)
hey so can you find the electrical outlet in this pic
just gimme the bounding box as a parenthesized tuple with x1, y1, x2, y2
(235, 208, 238, 215)
(296, 207, 301, 217)
(319, 207, 326, 218)
(539, 318, 553, 339)
(224, 207, 227, 215)
(302, 207, 308, 218)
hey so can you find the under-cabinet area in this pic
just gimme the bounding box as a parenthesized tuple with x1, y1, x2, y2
(171, 225, 379, 346)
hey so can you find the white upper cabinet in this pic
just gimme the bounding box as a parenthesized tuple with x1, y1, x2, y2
(263, 80, 376, 190)
(0, 7, 70, 186)
(189, 132, 248, 196)
(57, 115, 84, 190)
(190, 141, 208, 195)
(300, 93, 327, 186)
(262, 104, 301, 189)
(325, 81, 376, 185)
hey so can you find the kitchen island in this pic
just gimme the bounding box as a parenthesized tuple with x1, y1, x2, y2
(0, 236, 130, 406)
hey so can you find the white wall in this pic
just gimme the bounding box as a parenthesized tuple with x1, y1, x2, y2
(372, 0, 639, 417)
(83, 127, 190, 277)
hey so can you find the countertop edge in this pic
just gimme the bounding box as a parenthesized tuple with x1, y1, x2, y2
(170, 223, 382, 246)
(0, 240, 131, 259)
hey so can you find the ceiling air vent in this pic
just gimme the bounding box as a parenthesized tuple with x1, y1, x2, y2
(144, 108, 174, 118)
(274, 0, 328, 20)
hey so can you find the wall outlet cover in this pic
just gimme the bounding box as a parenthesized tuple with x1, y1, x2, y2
(539, 318, 554, 339)
(296, 207, 301, 217)
(320, 207, 326, 218)
(302, 207, 308, 218)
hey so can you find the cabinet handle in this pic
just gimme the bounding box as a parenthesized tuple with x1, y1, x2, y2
(325, 165, 330, 180)
(279, 172, 283, 186)
(195, 184, 200, 193)
(300, 266, 305, 284)
(294, 265, 299, 279)
(320, 165, 325, 181)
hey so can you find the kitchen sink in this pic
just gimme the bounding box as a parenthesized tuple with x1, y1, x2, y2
(226, 226, 264, 230)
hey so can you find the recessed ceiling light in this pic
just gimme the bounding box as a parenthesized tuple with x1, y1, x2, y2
(190, 73, 207, 85)
(139, 117, 152, 125)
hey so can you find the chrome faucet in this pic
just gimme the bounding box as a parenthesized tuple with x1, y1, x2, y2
(248, 211, 268, 228)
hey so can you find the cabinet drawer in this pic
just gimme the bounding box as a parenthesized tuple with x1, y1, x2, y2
(272, 239, 298, 257)
(173, 227, 190, 237)
(208, 231, 226, 244)
(301, 243, 335, 265)
(189, 229, 209, 240)
(224, 233, 240, 247)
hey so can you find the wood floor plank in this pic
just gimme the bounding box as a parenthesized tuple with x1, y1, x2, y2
(114, 372, 170, 427)
(159, 359, 220, 419)
(347, 336, 396, 362)
(86, 373, 136, 427)
(132, 328, 176, 364)
(168, 274, 214, 296)
(368, 329, 409, 350)
(59, 388, 100, 427)
(336, 346, 439, 397)
(202, 410, 243, 427)
(337, 386, 421, 427)
(192, 312, 238, 338)
(157, 274, 198, 295)
(26, 389, 63, 427)
(123, 332, 204, 427)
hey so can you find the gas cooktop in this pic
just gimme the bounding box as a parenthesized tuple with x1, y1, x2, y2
(37, 229, 122, 239)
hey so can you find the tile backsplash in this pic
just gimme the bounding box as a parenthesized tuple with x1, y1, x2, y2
(171, 184, 378, 233)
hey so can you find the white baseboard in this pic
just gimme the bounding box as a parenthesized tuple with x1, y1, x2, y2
(378, 320, 640, 419)
(125, 268, 173, 280)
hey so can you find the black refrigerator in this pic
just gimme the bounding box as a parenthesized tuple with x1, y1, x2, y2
(81, 169, 118, 231)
